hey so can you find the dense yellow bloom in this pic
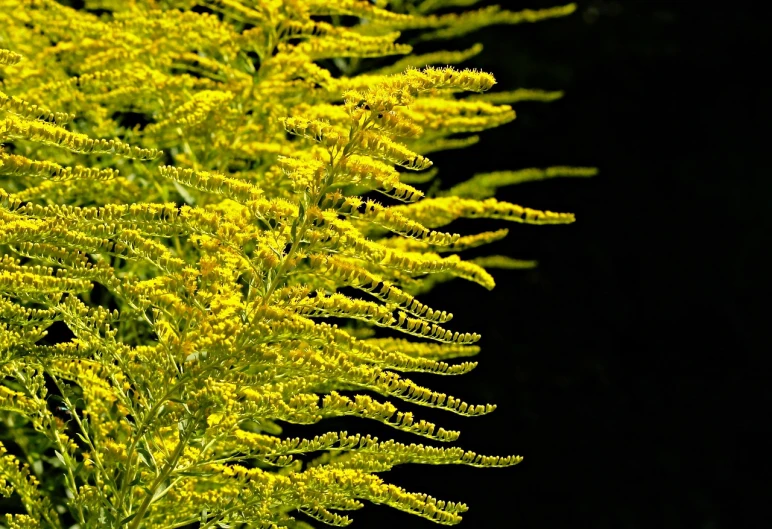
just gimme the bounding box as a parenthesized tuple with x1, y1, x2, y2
(0, 1, 591, 528)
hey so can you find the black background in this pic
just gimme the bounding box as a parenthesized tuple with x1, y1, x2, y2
(358, 1, 769, 528)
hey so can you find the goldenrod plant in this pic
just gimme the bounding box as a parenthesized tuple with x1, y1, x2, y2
(0, 1, 596, 527)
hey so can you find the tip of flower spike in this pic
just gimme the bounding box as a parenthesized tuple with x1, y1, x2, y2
(0, 49, 22, 66)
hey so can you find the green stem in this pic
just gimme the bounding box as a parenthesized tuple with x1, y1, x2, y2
(126, 430, 190, 529)
(260, 131, 363, 306)
(14, 366, 85, 527)
(260, 216, 307, 303)
(49, 375, 117, 505)
(114, 376, 189, 518)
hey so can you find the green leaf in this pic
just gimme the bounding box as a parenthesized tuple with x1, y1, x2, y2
(119, 513, 137, 525)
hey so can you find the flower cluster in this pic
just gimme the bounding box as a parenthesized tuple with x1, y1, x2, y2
(0, 1, 591, 527)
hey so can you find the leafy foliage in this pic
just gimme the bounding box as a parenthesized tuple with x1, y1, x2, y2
(0, 0, 591, 527)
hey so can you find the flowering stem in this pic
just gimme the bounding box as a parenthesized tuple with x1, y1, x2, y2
(126, 428, 191, 529)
